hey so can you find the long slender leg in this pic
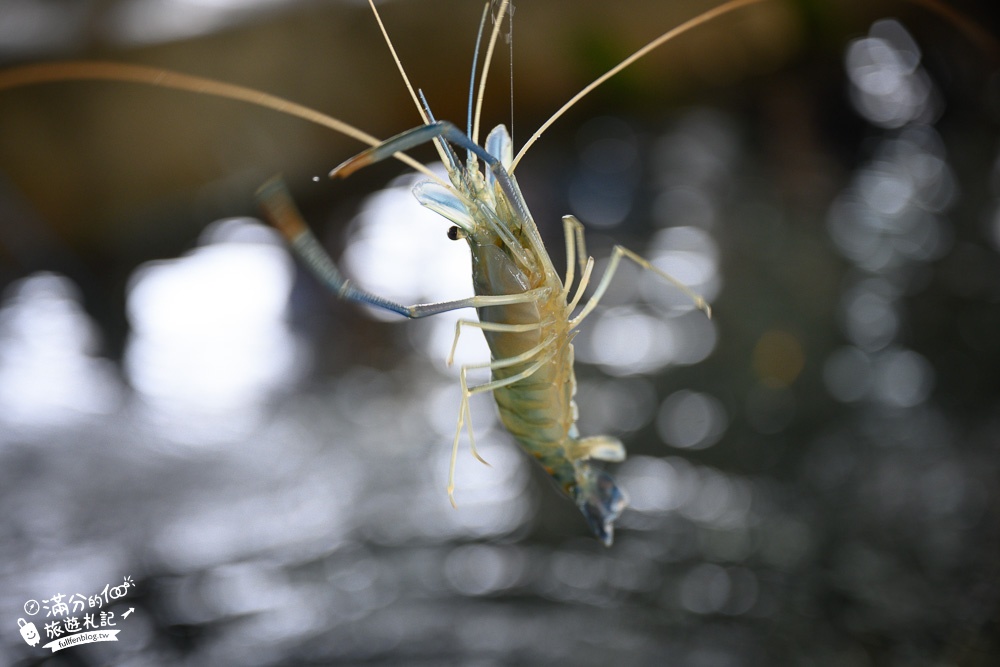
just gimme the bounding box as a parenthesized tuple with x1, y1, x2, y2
(561, 215, 589, 299)
(443, 317, 546, 467)
(454, 334, 555, 464)
(560, 216, 597, 317)
(567, 256, 595, 315)
(448, 337, 556, 506)
(561, 216, 578, 300)
(570, 245, 712, 328)
(257, 177, 551, 318)
(446, 319, 546, 366)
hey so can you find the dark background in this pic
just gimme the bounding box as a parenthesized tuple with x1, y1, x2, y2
(1, 0, 998, 664)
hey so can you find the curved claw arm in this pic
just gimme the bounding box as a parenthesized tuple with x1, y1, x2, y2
(256, 176, 545, 319)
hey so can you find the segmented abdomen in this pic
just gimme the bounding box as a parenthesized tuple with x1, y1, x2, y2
(491, 339, 579, 489)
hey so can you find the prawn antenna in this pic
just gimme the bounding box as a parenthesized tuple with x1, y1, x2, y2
(509, 0, 996, 172)
(418, 89, 436, 122)
(471, 0, 510, 147)
(467, 3, 491, 140)
(366, 0, 450, 166)
(0, 61, 444, 184)
(366, 0, 427, 125)
(507, 0, 514, 146)
(510, 0, 765, 173)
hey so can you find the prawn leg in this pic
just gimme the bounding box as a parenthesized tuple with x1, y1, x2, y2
(257, 177, 549, 319)
(569, 236, 713, 327)
(444, 319, 547, 462)
(446, 319, 546, 367)
(561, 215, 589, 300)
(449, 338, 558, 505)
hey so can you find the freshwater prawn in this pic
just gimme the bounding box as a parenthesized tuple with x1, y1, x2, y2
(0, 0, 763, 544)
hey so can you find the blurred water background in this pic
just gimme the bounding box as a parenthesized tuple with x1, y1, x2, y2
(1, 0, 999, 665)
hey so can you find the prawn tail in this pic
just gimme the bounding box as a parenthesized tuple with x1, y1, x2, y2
(574, 464, 628, 546)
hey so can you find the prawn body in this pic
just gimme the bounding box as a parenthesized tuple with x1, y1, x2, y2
(424, 124, 628, 543)
(0, 0, 759, 543)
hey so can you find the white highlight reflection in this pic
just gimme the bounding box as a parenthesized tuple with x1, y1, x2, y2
(872, 347, 934, 408)
(124, 218, 300, 443)
(0, 273, 122, 427)
(846, 20, 935, 128)
(657, 389, 727, 450)
(342, 169, 490, 369)
(644, 226, 721, 311)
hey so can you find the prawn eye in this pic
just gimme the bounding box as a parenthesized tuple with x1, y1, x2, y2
(447, 226, 466, 240)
